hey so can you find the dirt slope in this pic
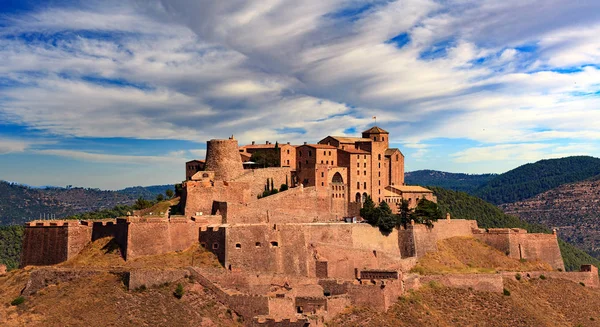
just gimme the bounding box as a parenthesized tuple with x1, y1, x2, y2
(330, 278, 600, 327)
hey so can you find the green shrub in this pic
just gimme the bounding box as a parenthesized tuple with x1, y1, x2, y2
(174, 283, 185, 299)
(539, 274, 546, 280)
(515, 273, 522, 281)
(11, 296, 25, 306)
(279, 184, 288, 192)
(503, 288, 511, 296)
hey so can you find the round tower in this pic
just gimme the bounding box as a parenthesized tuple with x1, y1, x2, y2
(204, 137, 244, 181)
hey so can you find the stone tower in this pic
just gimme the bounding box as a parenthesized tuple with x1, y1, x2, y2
(204, 136, 244, 181)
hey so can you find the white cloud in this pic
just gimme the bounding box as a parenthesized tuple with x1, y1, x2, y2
(452, 143, 597, 164)
(36, 149, 182, 164)
(0, 139, 30, 154)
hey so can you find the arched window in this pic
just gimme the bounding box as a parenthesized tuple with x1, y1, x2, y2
(332, 172, 344, 184)
(362, 192, 368, 202)
(374, 136, 378, 141)
(355, 192, 361, 202)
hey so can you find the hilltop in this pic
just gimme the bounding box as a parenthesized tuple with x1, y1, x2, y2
(474, 156, 600, 205)
(405, 170, 496, 193)
(0, 181, 174, 226)
(501, 178, 600, 260)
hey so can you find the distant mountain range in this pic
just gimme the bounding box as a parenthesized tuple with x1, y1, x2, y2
(405, 170, 497, 193)
(0, 181, 174, 226)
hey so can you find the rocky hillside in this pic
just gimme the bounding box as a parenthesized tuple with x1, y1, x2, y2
(0, 181, 174, 226)
(501, 178, 600, 260)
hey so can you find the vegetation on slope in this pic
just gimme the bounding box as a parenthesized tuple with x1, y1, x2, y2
(431, 186, 600, 273)
(411, 237, 552, 275)
(474, 156, 600, 205)
(405, 169, 497, 193)
(330, 278, 600, 327)
(0, 181, 175, 226)
(0, 226, 23, 270)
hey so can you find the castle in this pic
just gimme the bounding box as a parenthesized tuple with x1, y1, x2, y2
(19, 127, 598, 326)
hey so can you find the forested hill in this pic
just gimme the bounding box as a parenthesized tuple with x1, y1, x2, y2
(430, 186, 600, 273)
(405, 170, 496, 193)
(0, 181, 173, 226)
(474, 156, 600, 205)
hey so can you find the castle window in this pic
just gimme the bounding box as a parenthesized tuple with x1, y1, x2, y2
(287, 149, 290, 154)
(200, 242, 207, 248)
(326, 160, 329, 164)
(321, 172, 324, 178)
(379, 180, 381, 186)
(256, 242, 261, 247)
(235, 243, 241, 249)
(299, 151, 302, 157)
(364, 163, 366, 168)
(329, 151, 331, 156)
(364, 155, 367, 159)
(321, 182, 324, 186)
(378, 172, 381, 177)
(357, 163, 359, 168)
(332, 161, 334, 165)
(321, 160, 324, 164)
(364, 170, 366, 175)
(357, 182, 360, 189)
(270, 241, 279, 247)
(212, 243, 219, 250)
(378, 189, 381, 194)
(306, 160, 308, 164)
(364, 182, 367, 188)
(378, 154, 381, 160)
(378, 163, 381, 168)
(357, 170, 359, 176)
(382, 137, 385, 141)
(309, 150, 312, 157)
(287, 160, 290, 165)
(374, 136, 378, 141)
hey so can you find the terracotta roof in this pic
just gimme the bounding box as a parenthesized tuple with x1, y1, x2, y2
(362, 126, 389, 134)
(339, 148, 370, 155)
(388, 185, 433, 193)
(325, 136, 372, 143)
(385, 148, 403, 156)
(300, 144, 337, 149)
(186, 160, 205, 164)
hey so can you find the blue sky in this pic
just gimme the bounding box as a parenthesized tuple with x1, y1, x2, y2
(1, 0, 600, 189)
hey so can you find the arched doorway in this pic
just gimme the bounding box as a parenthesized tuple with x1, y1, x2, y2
(355, 192, 361, 203)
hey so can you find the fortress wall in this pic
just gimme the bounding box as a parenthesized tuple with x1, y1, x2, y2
(126, 220, 201, 260)
(509, 233, 565, 271)
(502, 268, 599, 288)
(199, 226, 227, 266)
(347, 280, 403, 311)
(223, 224, 310, 276)
(473, 230, 511, 254)
(411, 225, 438, 258)
(349, 224, 401, 256)
(183, 181, 251, 218)
(21, 224, 69, 267)
(20, 222, 93, 267)
(420, 274, 504, 293)
(225, 187, 335, 224)
(233, 167, 293, 198)
(432, 219, 477, 240)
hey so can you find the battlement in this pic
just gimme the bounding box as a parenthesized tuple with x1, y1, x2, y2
(25, 220, 83, 227)
(472, 228, 528, 234)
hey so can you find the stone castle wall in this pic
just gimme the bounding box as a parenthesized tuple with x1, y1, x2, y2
(183, 180, 251, 218)
(225, 186, 336, 224)
(20, 221, 91, 267)
(232, 167, 293, 198)
(126, 218, 202, 260)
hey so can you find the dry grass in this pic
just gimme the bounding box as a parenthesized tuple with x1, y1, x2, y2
(410, 237, 553, 275)
(138, 198, 180, 217)
(59, 237, 221, 269)
(329, 278, 600, 327)
(0, 271, 241, 327)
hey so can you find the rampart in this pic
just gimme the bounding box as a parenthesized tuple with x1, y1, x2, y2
(183, 180, 251, 218)
(419, 274, 504, 293)
(20, 221, 91, 267)
(225, 186, 342, 224)
(397, 219, 477, 258)
(473, 228, 565, 271)
(127, 269, 190, 290)
(125, 218, 203, 260)
(501, 265, 599, 288)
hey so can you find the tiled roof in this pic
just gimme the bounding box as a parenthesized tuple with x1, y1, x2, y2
(186, 159, 205, 164)
(362, 126, 389, 134)
(385, 148, 403, 156)
(388, 185, 433, 193)
(239, 143, 294, 149)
